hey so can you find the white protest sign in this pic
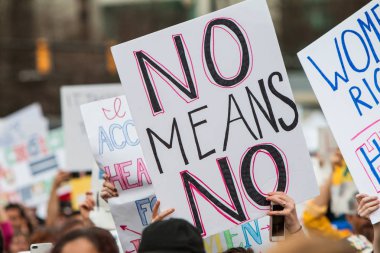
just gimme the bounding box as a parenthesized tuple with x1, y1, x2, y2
(298, 1, 380, 223)
(112, 0, 318, 236)
(0, 103, 48, 147)
(81, 96, 155, 252)
(61, 84, 124, 171)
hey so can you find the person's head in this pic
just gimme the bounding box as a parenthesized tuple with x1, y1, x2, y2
(51, 227, 118, 253)
(5, 203, 32, 234)
(138, 218, 205, 253)
(9, 232, 29, 253)
(223, 247, 254, 253)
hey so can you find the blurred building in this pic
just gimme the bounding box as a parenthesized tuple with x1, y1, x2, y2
(0, 0, 368, 124)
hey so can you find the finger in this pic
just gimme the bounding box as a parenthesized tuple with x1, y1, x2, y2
(104, 181, 116, 191)
(86, 198, 95, 209)
(267, 192, 285, 197)
(281, 194, 295, 204)
(103, 173, 110, 181)
(87, 200, 95, 211)
(80, 202, 90, 211)
(101, 189, 117, 199)
(267, 195, 287, 206)
(100, 191, 111, 202)
(103, 181, 117, 192)
(356, 193, 368, 201)
(359, 204, 380, 218)
(102, 186, 117, 196)
(358, 200, 379, 211)
(153, 208, 175, 222)
(362, 196, 379, 203)
(152, 200, 160, 220)
(268, 210, 286, 216)
(359, 197, 379, 209)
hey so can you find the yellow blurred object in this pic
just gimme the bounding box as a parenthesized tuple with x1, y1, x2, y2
(106, 40, 117, 75)
(36, 38, 52, 75)
(69, 175, 92, 211)
(303, 201, 351, 239)
(332, 160, 353, 185)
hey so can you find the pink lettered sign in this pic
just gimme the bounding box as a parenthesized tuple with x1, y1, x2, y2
(113, 0, 318, 236)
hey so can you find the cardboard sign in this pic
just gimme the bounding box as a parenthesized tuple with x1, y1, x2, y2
(81, 96, 155, 252)
(298, 1, 380, 223)
(0, 103, 48, 147)
(61, 84, 124, 171)
(112, 0, 318, 236)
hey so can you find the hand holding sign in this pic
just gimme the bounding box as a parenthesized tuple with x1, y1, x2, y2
(101, 173, 118, 202)
(267, 192, 302, 235)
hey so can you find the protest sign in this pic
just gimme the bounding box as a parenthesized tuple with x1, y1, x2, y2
(112, 0, 318, 236)
(298, 0, 380, 223)
(0, 128, 64, 207)
(204, 216, 271, 253)
(0, 103, 48, 147)
(81, 95, 155, 252)
(110, 202, 272, 253)
(60, 84, 124, 171)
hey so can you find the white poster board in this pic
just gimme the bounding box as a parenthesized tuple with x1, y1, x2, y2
(81, 96, 155, 252)
(298, 0, 380, 223)
(61, 84, 124, 171)
(112, 0, 318, 236)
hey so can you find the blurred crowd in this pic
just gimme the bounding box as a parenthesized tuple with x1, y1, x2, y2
(0, 148, 378, 253)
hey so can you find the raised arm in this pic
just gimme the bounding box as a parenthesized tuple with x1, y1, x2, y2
(46, 170, 70, 227)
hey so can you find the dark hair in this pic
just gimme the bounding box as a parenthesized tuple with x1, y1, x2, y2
(5, 203, 26, 217)
(51, 227, 118, 253)
(5, 203, 34, 234)
(59, 218, 87, 235)
(30, 227, 58, 244)
(223, 247, 254, 253)
(139, 218, 205, 253)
